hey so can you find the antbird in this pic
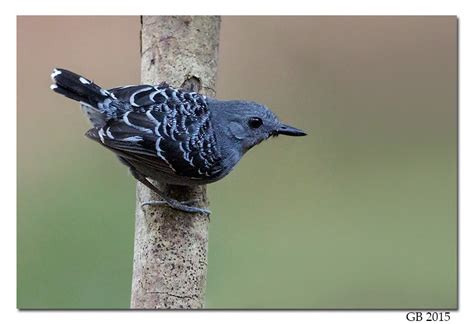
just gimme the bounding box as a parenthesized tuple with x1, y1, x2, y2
(51, 68, 306, 214)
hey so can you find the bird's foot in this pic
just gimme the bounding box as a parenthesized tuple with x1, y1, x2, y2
(141, 199, 198, 207)
(141, 198, 211, 215)
(128, 167, 211, 216)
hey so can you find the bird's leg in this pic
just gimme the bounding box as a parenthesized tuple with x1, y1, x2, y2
(129, 168, 211, 215)
(142, 199, 199, 206)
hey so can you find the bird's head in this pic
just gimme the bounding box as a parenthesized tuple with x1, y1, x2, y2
(210, 100, 306, 154)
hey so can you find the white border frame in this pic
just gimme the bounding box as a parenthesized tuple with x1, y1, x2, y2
(5, 1, 472, 323)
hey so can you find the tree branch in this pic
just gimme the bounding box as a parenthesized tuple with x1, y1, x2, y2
(130, 15, 221, 309)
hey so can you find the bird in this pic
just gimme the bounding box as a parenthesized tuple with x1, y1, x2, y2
(50, 68, 306, 214)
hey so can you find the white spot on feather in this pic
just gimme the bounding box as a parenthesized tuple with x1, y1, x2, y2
(146, 109, 162, 136)
(155, 137, 176, 172)
(130, 87, 153, 107)
(123, 111, 153, 134)
(106, 127, 114, 139)
(171, 90, 180, 101)
(179, 142, 191, 163)
(148, 90, 160, 102)
(98, 128, 105, 143)
(170, 119, 177, 141)
(79, 77, 91, 84)
(122, 136, 142, 142)
(51, 69, 61, 81)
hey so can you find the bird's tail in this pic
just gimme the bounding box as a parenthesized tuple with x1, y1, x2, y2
(50, 68, 116, 127)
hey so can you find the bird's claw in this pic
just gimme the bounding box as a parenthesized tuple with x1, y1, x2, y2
(141, 199, 211, 215)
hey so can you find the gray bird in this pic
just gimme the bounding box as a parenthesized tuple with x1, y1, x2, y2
(50, 68, 306, 214)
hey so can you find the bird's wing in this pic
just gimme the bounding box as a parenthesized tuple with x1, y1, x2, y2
(86, 85, 222, 180)
(108, 83, 205, 108)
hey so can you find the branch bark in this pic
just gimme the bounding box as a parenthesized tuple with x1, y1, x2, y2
(130, 16, 221, 309)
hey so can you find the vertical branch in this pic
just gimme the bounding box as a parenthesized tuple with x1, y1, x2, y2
(130, 16, 221, 309)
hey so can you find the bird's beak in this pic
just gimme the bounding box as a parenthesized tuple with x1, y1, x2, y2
(275, 124, 307, 136)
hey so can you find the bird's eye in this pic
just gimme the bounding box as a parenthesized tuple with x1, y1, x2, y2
(248, 117, 263, 129)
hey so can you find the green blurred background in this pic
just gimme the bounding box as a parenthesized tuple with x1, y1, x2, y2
(17, 16, 457, 309)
